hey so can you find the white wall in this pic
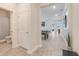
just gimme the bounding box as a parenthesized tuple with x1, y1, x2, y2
(31, 4, 41, 50)
(18, 4, 41, 51)
(68, 4, 79, 54)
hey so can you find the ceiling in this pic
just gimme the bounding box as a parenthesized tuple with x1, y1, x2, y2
(41, 3, 66, 19)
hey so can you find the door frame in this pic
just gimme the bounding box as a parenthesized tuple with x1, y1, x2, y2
(0, 7, 17, 48)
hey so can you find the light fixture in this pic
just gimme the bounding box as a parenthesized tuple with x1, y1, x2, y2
(55, 14, 58, 16)
(53, 5, 56, 9)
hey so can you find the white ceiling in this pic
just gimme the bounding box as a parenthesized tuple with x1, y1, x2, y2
(41, 3, 66, 19)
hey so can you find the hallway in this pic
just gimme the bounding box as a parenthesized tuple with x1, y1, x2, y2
(40, 3, 68, 55)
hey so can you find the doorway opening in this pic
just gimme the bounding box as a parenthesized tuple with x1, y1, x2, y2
(40, 3, 68, 52)
(0, 8, 12, 51)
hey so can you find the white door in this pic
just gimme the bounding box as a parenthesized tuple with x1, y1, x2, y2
(18, 17, 29, 49)
(18, 4, 31, 49)
(18, 4, 41, 50)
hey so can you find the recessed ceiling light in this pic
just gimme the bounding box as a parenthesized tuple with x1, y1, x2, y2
(55, 14, 58, 16)
(53, 5, 56, 9)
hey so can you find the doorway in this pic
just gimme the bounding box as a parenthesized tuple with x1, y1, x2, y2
(40, 3, 68, 50)
(0, 8, 12, 52)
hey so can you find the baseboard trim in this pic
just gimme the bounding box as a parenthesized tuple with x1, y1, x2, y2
(27, 44, 42, 54)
